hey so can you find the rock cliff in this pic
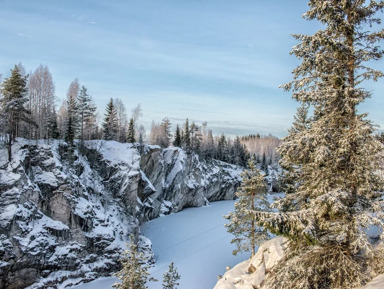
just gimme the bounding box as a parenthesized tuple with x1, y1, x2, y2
(0, 139, 242, 289)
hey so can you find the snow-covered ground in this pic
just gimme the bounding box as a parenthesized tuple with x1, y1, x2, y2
(68, 200, 248, 289)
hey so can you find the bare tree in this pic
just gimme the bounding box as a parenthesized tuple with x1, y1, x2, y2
(28, 65, 56, 140)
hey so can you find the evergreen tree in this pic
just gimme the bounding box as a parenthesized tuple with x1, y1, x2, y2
(182, 118, 190, 152)
(103, 98, 118, 141)
(47, 109, 60, 140)
(77, 85, 96, 143)
(217, 134, 227, 161)
(162, 262, 180, 289)
(113, 237, 156, 289)
(65, 80, 79, 146)
(0, 65, 35, 161)
(255, 2, 384, 288)
(260, 152, 268, 175)
(173, 124, 181, 147)
(225, 159, 269, 257)
(279, 103, 311, 197)
(127, 117, 136, 143)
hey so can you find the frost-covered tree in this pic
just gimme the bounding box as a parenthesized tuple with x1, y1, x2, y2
(225, 160, 269, 257)
(127, 117, 136, 143)
(255, 1, 384, 288)
(103, 98, 118, 141)
(28, 65, 56, 140)
(113, 237, 156, 289)
(279, 103, 311, 197)
(159, 117, 172, 148)
(0, 65, 36, 161)
(162, 262, 180, 289)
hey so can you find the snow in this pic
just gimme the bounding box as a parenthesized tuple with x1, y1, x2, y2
(361, 274, 384, 289)
(68, 200, 248, 289)
(85, 140, 140, 169)
(0, 204, 18, 223)
(34, 171, 59, 186)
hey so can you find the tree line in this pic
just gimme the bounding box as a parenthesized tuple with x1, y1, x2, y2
(0, 65, 279, 169)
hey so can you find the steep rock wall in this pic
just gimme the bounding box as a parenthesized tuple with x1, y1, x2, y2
(0, 139, 242, 289)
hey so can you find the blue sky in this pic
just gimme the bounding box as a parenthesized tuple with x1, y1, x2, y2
(0, 0, 383, 137)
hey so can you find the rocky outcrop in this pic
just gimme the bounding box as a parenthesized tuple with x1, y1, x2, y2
(0, 139, 242, 289)
(214, 236, 384, 289)
(214, 237, 287, 289)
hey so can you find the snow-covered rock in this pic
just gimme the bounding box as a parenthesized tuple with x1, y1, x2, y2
(214, 237, 287, 289)
(214, 235, 384, 289)
(0, 139, 242, 289)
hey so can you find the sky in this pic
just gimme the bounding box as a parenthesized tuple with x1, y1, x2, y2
(0, 0, 383, 137)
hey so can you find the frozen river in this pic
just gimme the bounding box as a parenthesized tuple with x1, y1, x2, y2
(69, 200, 248, 289)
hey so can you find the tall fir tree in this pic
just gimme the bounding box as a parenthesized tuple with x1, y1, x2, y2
(255, 2, 384, 288)
(113, 237, 156, 289)
(225, 159, 269, 257)
(182, 118, 190, 152)
(0, 65, 35, 161)
(65, 80, 79, 146)
(127, 117, 136, 143)
(103, 98, 118, 141)
(173, 124, 181, 147)
(162, 262, 180, 289)
(77, 85, 96, 144)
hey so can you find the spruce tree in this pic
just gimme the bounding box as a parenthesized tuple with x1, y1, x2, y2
(113, 237, 156, 289)
(279, 103, 311, 198)
(173, 124, 181, 147)
(225, 159, 269, 257)
(260, 152, 268, 175)
(103, 98, 118, 141)
(77, 85, 96, 144)
(65, 80, 79, 146)
(0, 65, 35, 161)
(255, 2, 384, 288)
(162, 262, 180, 289)
(182, 118, 190, 152)
(127, 117, 136, 143)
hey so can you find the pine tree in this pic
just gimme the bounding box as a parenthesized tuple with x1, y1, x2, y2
(77, 85, 96, 144)
(173, 124, 181, 147)
(103, 98, 118, 141)
(47, 109, 60, 140)
(217, 134, 227, 161)
(113, 237, 156, 289)
(162, 262, 180, 289)
(182, 118, 190, 152)
(255, 2, 384, 288)
(65, 80, 79, 146)
(225, 159, 269, 257)
(127, 117, 136, 143)
(260, 152, 268, 175)
(0, 65, 36, 161)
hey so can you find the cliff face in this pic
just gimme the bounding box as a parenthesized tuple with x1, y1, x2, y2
(0, 139, 242, 289)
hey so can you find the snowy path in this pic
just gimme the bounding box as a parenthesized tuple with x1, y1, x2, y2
(68, 200, 248, 289)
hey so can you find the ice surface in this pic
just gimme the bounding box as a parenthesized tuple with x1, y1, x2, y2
(68, 200, 247, 289)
